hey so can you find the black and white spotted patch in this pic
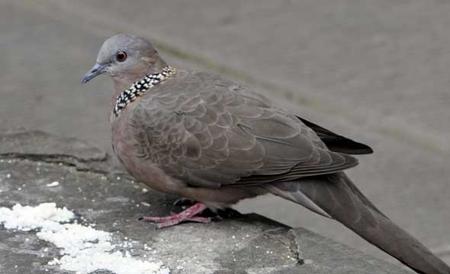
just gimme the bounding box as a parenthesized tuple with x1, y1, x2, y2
(113, 66, 176, 117)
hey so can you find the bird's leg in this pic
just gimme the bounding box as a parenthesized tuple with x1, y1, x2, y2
(140, 202, 210, 228)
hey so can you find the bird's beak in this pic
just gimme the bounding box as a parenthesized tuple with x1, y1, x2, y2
(81, 63, 107, 84)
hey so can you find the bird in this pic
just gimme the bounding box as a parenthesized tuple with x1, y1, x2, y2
(82, 33, 450, 274)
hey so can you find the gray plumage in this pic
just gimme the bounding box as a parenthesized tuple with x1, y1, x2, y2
(83, 34, 450, 274)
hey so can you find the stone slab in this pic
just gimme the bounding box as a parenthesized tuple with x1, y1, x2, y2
(0, 131, 410, 273)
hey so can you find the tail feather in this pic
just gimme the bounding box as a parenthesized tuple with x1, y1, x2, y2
(268, 172, 450, 274)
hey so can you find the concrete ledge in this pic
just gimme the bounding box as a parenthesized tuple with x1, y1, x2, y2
(0, 130, 409, 273)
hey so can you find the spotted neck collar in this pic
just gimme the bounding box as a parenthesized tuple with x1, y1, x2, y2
(113, 66, 176, 117)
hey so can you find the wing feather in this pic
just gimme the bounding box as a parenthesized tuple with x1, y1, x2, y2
(130, 71, 358, 188)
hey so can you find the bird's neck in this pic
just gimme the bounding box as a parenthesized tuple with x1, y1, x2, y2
(111, 66, 176, 118)
(112, 57, 168, 100)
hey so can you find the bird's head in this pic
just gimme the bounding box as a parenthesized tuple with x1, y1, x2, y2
(82, 34, 167, 85)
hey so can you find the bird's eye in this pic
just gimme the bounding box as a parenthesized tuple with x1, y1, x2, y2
(115, 51, 127, 62)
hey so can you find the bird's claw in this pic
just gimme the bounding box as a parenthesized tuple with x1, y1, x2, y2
(140, 202, 209, 228)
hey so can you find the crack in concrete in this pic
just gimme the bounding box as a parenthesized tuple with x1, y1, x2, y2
(286, 229, 305, 266)
(261, 228, 304, 266)
(0, 154, 109, 175)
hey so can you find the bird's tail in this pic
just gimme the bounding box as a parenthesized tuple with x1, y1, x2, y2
(267, 172, 450, 274)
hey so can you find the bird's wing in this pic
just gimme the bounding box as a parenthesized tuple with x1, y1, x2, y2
(130, 71, 358, 188)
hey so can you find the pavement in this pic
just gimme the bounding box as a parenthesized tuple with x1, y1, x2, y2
(0, 130, 410, 273)
(0, 0, 449, 268)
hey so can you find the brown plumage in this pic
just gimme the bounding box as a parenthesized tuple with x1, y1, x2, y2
(82, 34, 450, 274)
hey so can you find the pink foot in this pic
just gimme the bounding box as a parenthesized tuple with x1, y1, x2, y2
(140, 202, 210, 228)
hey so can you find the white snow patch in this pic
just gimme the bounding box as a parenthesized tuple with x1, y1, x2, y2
(46, 181, 60, 187)
(0, 203, 74, 231)
(0, 203, 169, 274)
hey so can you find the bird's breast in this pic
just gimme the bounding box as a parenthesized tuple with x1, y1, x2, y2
(111, 110, 183, 193)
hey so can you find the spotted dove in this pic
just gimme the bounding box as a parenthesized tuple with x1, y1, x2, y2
(82, 33, 450, 274)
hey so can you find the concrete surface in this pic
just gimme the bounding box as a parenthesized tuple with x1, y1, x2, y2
(0, 0, 449, 267)
(0, 130, 410, 273)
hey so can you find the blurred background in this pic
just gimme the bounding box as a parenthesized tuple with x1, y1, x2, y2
(1, 0, 449, 268)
